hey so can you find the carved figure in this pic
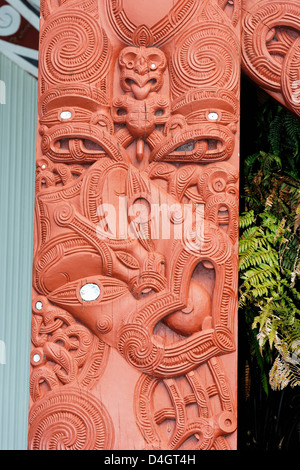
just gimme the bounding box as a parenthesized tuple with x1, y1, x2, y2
(112, 45, 170, 161)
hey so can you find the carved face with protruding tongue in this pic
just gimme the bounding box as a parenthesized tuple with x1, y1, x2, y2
(119, 46, 167, 99)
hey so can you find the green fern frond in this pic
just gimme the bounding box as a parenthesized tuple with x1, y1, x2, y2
(269, 110, 300, 159)
(242, 264, 278, 289)
(239, 247, 278, 271)
(251, 279, 279, 298)
(239, 210, 255, 229)
(239, 99, 300, 394)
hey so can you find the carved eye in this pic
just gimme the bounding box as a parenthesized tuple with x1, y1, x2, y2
(208, 112, 219, 121)
(148, 52, 165, 69)
(122, 51, 137, 69)
(97, 119, 108, 128)
(60, 110, 72, 120)
(35, 301, 43, 311)
(79, 283, 101, 302)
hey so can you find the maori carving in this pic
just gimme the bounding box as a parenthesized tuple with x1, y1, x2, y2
(105, 0, 199, 47)
(112, 45, 170, 161)
(39, 10, 111, 86)
(242, 0, 300, 117)
(28, 387, 114, 450)
(29, 0, 240, 450)
(134, 359, 237, 450)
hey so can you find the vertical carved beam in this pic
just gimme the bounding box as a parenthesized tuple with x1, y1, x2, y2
(28, 0, 241, 450)
(242, 0, 300, 117)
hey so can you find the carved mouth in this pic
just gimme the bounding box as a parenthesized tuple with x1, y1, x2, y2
(125, 78, 157, 87)
(125, 78, 158, 99)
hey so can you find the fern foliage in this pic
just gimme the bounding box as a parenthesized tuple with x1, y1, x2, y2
(239, 110, 300, 393)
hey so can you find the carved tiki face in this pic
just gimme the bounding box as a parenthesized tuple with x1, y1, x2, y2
(119, 46, 167, 99)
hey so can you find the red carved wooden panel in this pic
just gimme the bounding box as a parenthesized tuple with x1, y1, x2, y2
(28, 0, 240, 450)
(242, 0, 300, 117)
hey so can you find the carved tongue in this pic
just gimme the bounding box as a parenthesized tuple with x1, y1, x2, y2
(131, 81, 151, 100)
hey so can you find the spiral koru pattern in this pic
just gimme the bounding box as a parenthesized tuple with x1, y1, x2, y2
(39, 9, 111, 85)
(53, 203, 75, 227)
(170, 22, 239, 97)
(118, 324, 164, 374)
(96, 315, 113, 335)
(28, 387, 114, 450)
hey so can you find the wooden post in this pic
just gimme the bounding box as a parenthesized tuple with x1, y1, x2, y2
(28, 0, 240, 450)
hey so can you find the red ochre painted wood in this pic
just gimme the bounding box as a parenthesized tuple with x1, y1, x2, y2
(28, 0, 242, 450)
(242, 0, 300, 118)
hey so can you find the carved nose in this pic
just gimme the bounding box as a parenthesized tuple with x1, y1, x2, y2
(144, 252, 166, 277)
(134, 58, 149, 76)
(128, 252, 167, 299)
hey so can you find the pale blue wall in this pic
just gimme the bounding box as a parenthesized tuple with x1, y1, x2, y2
(0, 52, 37, 449)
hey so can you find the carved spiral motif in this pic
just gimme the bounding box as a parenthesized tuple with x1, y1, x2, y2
(28, 387, 114, 450)
(170, 22, 239, 97)
(242, 1, 300, 94)
(39, 10, 111, 85)
(118, 324, 164, 374)
(96, 315, 113, 335)
(53, 203, 75, 227)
